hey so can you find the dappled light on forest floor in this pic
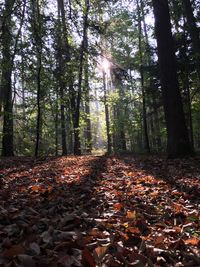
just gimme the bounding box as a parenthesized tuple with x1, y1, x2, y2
(0, 155, 200, 266)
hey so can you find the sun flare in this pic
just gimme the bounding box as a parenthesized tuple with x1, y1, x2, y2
(101, 58, 110, 73)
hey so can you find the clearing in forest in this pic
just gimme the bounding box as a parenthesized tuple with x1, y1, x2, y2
(0, 155, 200, 266)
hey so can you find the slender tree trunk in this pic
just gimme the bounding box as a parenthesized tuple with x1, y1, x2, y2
(31, 0, 43, 157)
(35, 49, 42, 157)
(73, 0, 90, 155)
(83, 19, 92, 153)
(181, 22, 194, 150)
(55, 90, 59, 156)
(21, 37, 26, 128)
(152, 0, 192, 158)
(152, 97, 162, 150)
(56, 0, 68, 155)
(137, 0, 150, 153)
(141, 0, 162, 150)
(60, 110, 67, 156)
(111, 74, 126, 152)
(103, 71, 112, 154)
(84, 60, 92, 153)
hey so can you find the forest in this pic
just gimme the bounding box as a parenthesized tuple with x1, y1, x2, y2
(0, 0, 200, 266)
(0, 0, 199, 158)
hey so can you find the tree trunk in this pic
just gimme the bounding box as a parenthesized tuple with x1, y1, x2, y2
(73, 0, 90, 155)
(83, 18, 92, 153)
(31, 0, 43, 157)
(35, 54, 42, 157)
(152, 0, 192, 158)
(56, 0, 69, 155)
(103, 71, 112, 155)
(60, 87, 67, 155)
(55, 91, 59, 156)
(181, 21, 194, 150)
(137, 0, 150, 153)
(111, 74, 126, 152)
(84, 60, 92, 153)
(1, 0, 16, 156)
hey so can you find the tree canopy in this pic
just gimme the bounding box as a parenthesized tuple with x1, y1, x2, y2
(0, 0, 200, 158)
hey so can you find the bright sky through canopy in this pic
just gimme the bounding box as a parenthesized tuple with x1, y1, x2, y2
(101, 58, 110, 74)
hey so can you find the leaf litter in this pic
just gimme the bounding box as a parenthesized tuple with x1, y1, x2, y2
(0, 155, 199, 266)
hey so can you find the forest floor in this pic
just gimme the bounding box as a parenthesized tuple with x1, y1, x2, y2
(0, 155, 200, 267)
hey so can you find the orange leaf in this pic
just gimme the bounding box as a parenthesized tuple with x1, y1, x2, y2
(184, 238, 200, 246)
(113, 203, 123, 211)
(30, 185, 41, 192)
(126, 211, 136, 219)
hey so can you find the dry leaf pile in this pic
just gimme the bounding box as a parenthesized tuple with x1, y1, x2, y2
(0, 155, 199, 266)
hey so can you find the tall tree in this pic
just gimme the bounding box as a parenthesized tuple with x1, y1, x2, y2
(55, 0, 69, 155)
(31, 0, 43, 157)
(84, 54, 92, 153)
(1, 0, 25, 156)
(136, 0, 150, 153)
(152, 0, 192, 158)
(1, 0, 15, 156)
(72, 0, 90, 155)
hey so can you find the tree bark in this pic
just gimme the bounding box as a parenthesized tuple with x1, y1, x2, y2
(56, 0, 69, 155)
(137, 0, 150, 153)
(84, 58, 92, 153)
(73, 0, 90, 155)
(152, 0, 192, 158)
(31, 0, 43, 157)
(1, 0, 16, 156)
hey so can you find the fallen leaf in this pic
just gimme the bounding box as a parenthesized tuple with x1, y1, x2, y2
(126, 211, 136, 220)
(94, 245, 109, 261)
(184, 238, 200, 246)
(3, 244, 25, 259)
(82, 248, 96, 267)
(113, 203, 123, 211)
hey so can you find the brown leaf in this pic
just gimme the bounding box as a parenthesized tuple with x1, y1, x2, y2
(94, 245, 109, 260)
(3, 244, 25, 259)
(154, 235, 165, 245)
(82, 248, 96, 267)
